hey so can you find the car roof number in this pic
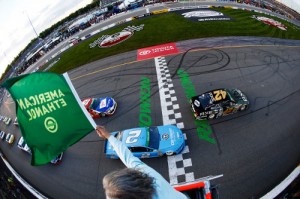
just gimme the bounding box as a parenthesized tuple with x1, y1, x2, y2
(99, 99, 107, 108)
(126, 130, 142, 144)
(213, 90, 227, 101)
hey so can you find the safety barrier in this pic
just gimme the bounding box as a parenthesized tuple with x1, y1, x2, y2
(0, 153, 47, 199)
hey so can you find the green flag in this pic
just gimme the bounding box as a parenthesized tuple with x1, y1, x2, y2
(2, 72, 96, 166)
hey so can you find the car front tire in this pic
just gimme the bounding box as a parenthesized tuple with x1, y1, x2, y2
(208, 114, 215, 120)
(166, 151, 174, 156)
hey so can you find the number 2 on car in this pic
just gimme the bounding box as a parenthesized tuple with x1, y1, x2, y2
(125, 130, 142, 144)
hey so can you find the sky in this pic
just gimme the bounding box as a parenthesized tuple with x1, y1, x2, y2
(0, 0, 93, 78)
(278, 0, 300, 13)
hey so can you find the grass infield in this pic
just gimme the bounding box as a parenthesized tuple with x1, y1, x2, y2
(48, 7, 300, 74)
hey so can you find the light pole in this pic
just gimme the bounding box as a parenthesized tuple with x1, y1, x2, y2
(24, 11, 39, 38)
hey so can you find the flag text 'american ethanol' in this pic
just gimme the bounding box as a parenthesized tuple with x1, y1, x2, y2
(16, 89, 67, 121)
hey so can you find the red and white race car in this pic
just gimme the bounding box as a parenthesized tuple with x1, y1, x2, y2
(82, 97, 117, 119)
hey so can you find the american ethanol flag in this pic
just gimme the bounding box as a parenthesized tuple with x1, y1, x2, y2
(2, 72, 96, 166)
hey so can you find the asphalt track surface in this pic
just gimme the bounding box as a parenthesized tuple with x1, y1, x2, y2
(1, 36, 300, 199)
(1, 3, 300, 199)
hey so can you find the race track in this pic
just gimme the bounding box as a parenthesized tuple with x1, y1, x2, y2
(1, 36, 299, 199)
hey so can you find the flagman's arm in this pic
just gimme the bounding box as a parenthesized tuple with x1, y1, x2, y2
(95, 126, 143, 168)
(95, 126, 188, 199)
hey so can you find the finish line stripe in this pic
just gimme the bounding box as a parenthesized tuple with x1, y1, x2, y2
(155, 56, 194, 185)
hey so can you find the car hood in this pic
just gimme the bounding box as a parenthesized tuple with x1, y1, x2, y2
(231, 89, 249, 103)
(157, 125, 185, 152)
(96, 97, 114, 112)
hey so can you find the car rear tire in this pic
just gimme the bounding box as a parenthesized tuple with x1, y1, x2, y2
(166, 151, 174, 156)
(239, 105, 247, 111)
(208, 114, 215, 120)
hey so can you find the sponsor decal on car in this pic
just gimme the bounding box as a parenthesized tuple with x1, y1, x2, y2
(137, 42, 179, 61)
(177, 9, 233, 22)
(252, 15, 287, 30)
(99, 99, 107, 109)
(89, 24, 144, 48)
(162, 134, 169, 140)
(169, 128, 175, 146)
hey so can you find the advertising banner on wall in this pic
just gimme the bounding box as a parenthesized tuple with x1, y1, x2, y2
(137, 42, 179, 61)
(89, 24, 144, 48)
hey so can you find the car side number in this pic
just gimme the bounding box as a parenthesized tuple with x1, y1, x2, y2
(223, 107, 235, 114)
(213, 90, 227, 101)
(125, 130, 142, 144)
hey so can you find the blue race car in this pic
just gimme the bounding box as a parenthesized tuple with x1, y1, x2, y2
(82, 97, 117, 119)
(105, 125, 185, 159)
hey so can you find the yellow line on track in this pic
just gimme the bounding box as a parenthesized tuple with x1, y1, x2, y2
(71, 60, 140, 81)
(71, 44, 300, 81)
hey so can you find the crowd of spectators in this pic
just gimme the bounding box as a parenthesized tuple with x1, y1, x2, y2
(237, 0, 300, 21)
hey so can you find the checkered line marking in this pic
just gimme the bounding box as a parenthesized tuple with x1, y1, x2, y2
(155, 57, 194, 185)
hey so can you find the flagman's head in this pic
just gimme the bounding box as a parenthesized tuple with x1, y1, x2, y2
(103, 168, 155, 199)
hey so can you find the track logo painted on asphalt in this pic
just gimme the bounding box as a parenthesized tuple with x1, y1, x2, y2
(252, 15, 287, 30)
(176, 9, 233, 22)
(89, 24, 144, 48)
(100, 31, 133, 48)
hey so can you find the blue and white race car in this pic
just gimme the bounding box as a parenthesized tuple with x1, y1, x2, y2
(105, 125, 185, 159)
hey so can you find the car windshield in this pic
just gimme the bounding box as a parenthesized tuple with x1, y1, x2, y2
(148, 127, 159, 149)
(20, 142, 26, 147)
(227, 90, 238, 102)
(90, 98, 100, 109)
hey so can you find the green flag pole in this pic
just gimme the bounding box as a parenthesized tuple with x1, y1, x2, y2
(63, 73, 96, 128)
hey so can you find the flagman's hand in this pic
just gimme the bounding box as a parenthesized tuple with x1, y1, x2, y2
(96, 126, 111, 139)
